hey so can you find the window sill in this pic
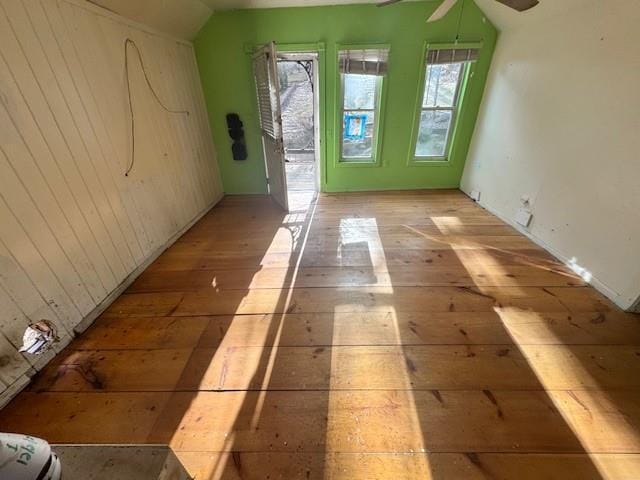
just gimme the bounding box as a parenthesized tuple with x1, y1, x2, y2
(408, 157, 452, 167)
(337, 158, 380, 167)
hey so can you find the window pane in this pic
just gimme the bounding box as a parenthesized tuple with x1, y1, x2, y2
(344, 74, 377, 110)
(415, 110, 452, 157)
(423, 63, 462, 108)
(342, 110, 375, 158)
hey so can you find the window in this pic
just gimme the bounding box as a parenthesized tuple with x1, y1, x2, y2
(413, 48, 477, 161)
(338, 48, 388, 163)
(415, 63, 465, 159)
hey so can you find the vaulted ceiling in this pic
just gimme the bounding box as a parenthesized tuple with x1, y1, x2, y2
(86, 0, 215, 39)
(87, 0, 589, 40)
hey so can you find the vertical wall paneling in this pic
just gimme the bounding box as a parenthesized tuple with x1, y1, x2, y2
(28, 0, 146, 265)
(0, 51, 119, 294)
(46, 1, 153, 253)
(0, 107, 108, 304)
(1, 2, 131, 282)
(0, 0, 222, 406)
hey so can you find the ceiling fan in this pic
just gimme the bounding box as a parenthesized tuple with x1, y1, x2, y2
(377, 0, 539, 19)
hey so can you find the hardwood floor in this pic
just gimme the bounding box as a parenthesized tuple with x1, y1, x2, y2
(2, 189, 640, 479)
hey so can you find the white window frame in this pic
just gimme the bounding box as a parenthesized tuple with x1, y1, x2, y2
(414, 61, 467, 161)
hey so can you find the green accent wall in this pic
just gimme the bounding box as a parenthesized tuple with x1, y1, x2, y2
(194, 0, 497, 194)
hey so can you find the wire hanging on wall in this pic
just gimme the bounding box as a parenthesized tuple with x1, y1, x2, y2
(123, 38, 190, 176)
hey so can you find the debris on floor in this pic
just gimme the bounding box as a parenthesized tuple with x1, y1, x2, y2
(19, 320, 59, 355)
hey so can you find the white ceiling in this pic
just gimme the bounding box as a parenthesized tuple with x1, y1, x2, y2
(85, 0, 591, 40)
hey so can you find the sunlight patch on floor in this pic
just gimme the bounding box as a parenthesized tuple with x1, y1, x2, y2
(495, 306, 640, 479)
(326, 218, 430, 477)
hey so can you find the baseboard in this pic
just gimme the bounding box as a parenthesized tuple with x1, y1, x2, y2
(0, 194, 223, 409)
(460, 188, 634, 311)
(631, 296, 640, 314)
(73, 195, 222, 334)
(322, 185, 460, 194)
(0, 374, 31, 410)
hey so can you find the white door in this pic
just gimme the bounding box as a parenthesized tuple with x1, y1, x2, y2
(252, 42, 288, 211)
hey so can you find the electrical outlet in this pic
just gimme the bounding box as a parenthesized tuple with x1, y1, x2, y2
(515, 207, 533, 228)
(469, 190, 481, 202)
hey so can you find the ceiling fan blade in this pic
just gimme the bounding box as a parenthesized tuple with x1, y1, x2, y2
(494, 0, 539, 12)
(376, 0, 403, 7)
(426, 0, 458, 22)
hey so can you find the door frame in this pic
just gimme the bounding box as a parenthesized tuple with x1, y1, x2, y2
(272, 43, 326, 192)
(277, 51, 321, 192)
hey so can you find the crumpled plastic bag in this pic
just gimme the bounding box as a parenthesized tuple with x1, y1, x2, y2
(19, 320, 59, 355)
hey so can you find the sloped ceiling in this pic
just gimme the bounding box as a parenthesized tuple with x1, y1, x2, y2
(86, 0, 214, 39)
(86, 0, 426, 39)
(85, 0, 589, 40)
(205, 0, 418, 9)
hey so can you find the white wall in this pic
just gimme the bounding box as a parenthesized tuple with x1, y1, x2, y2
(461, 0, 640, 311)
(0, 0, 222, 404)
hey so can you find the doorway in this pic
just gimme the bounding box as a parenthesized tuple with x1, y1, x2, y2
(277, 52, 319, 194)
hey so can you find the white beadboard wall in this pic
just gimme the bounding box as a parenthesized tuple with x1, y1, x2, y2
(0, 0, 222, 405)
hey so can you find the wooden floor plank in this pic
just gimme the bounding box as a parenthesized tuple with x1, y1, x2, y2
(192, 212, 510, 229)
(193, 311, 640, 347)
(147, 247, 569, 272)
(165, 234, 540, 255)
(28, 349, 192, 392)
(4, 389, 640, 455)
(105, 285, 613, 318)
(0, 392, 169, 443)
(147, 390, 640, 453)
(29, 344, 639, 393)
(129, 265, 584, 292)
(71, 311, 640, 351)
(176, 344, 640, 392)
(182, 224, 521, 241)
(72, 316, 210, 350)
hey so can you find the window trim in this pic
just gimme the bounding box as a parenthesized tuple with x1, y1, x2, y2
(334, 43, 390, 168)
(407, 42, 480, 166)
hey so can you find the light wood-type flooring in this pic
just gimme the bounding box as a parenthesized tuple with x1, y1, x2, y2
(2, 190, 640, 479)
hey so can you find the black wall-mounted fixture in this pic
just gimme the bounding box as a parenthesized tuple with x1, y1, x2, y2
(226, 113, 248, 161)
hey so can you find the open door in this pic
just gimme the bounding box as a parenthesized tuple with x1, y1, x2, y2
(252, 42, 288, 211)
